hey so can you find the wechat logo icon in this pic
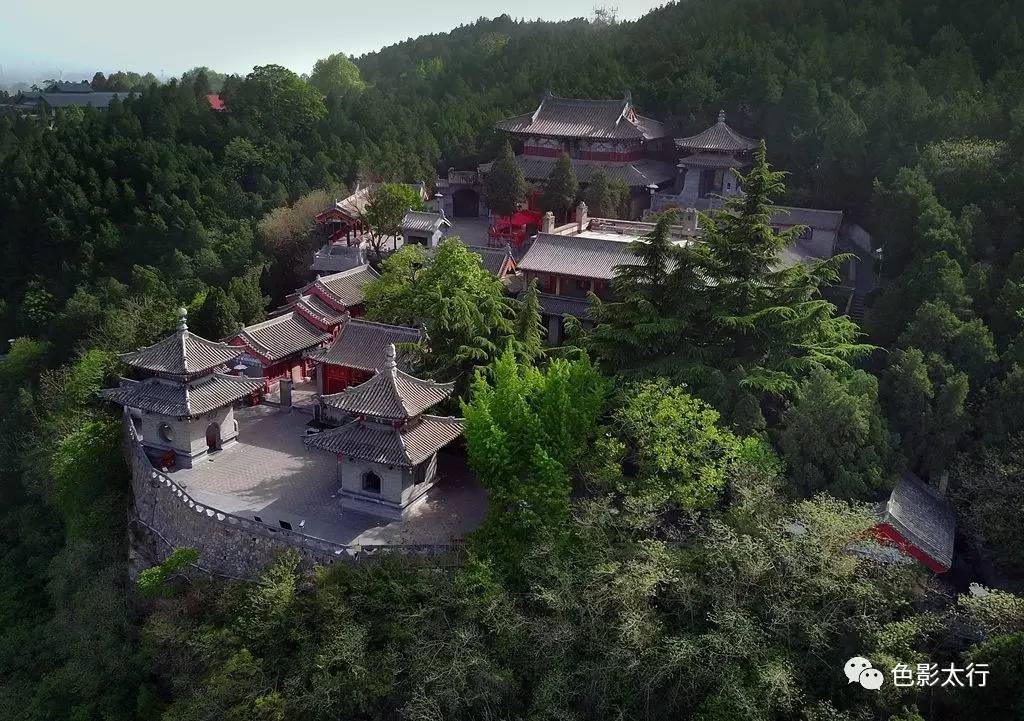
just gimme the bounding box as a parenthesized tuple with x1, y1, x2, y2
(845, 656, 884, 690)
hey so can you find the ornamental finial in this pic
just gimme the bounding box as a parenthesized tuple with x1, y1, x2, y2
(717, 109, 726, 123)
(385, 343, 397, 371)
(177, 307, 188, 332)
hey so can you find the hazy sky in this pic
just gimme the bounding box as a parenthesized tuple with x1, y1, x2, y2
(1, 0, 664, 81)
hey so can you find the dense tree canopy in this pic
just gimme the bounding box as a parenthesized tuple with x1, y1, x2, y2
(4, 1, 1024, 718)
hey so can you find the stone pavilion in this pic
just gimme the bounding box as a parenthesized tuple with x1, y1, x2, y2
(102, 308, 264, 468)
(305, 344, 463, 519)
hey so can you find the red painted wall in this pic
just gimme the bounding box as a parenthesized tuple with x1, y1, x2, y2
(872, 523, 948, 573)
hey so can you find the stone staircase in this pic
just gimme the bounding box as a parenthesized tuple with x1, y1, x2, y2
(848, 292, 866, 324)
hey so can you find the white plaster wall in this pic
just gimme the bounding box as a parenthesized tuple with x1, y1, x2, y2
(135, 405, 236, 466)
(340, 459, 406, 506)
(401, 455, 438, 505)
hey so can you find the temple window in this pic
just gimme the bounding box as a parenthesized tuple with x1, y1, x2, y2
(158, 422, 174, 442)
(362, 470, 382, 494)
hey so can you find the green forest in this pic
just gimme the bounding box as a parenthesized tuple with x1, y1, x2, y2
(3, 0, 1024, 719)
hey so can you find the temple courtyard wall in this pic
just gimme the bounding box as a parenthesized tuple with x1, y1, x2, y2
(123, 409, 476, 578)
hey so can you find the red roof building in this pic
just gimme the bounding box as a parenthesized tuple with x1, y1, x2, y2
(205, 94, 226, 112)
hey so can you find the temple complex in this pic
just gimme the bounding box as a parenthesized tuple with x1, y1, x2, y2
(306, 344, 464, 519)
(102, 308, 264, 468)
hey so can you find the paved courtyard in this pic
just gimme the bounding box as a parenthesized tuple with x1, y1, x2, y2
(168, 404, 487, 546)
(446, 217, 492, 246)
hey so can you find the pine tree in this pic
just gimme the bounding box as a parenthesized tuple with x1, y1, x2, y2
(542, 152, 578, 223)
(585, 167, 630, 219)
(587, 209, 704, 373)
(484, 140, 527, 217)
(694, 140, 872, 395)
(515, 278, 546, 363)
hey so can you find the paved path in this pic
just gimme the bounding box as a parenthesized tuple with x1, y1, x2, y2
(170, 404, 486, 546)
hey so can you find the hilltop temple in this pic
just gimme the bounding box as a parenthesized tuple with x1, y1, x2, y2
(102, 309, 264, 468)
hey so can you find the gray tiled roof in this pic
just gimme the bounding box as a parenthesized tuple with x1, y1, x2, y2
(320, 346, 454, 420)
(305, 415, 464, 466)
(121, 311, 241, 378)
(496, 92, 667, 141)
(40, 92, 128, 108)
(677, 152, 745, 168)
(235, 312, 330, 363)
(101, 373, 262, 418)
(519, 233, 637, 280)
(294, 293, 347, 327)
(771, 206, 844, 232)
(675, 111, 758, 152)
(536, 292, 592, 319)
(882, 472, 956, 570)
(468, 244, 514, 277)
(306, 318, 422, 372)
(312, 264, 379, 307)
(433, 240, 514, 277)
(515, 154, 676, 188)
(402, 210, 450, 234)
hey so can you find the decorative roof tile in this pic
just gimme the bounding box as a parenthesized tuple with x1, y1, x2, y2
(121, 308, 241, 378)
(235, 312, 331, 363)
(401, 210, 451, 234)
(311, 264, 379, 308)
(101, 373, 263, 418)
(675, 110, 758, 153)
(305, 415, 464, 467)
(320, 344, 454, 420)
(513, 154, 676, 188)
(518, 233, 638, 280)
(881, 472, 956, 571)
(496, 92, 668, 141)
(306, 317, 422, 372)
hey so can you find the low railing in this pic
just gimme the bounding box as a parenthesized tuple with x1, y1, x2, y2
(123, 410, 460, 564)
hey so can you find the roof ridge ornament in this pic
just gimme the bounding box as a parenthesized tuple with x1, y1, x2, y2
(177, 307, 188, 332)
(384, 343, 398, 372)
(717, 109, 726, 123)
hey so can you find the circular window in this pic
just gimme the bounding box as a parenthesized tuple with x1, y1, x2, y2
(158, 423, 175, 442)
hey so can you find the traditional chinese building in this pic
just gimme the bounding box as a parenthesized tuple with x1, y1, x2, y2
(440, 92, 675, 220)
(673, 110, 758, 207)
(401, 210, 451, 248)
(313, 183, 431, 273)
(282, 264, 379, 326)
(306, 344, 463, 519)
(306, 315, 423, 394)
(229, 312, 331, 388)
(518, 203, 700, 343)
(873, 472, 955, 573)
(102, 308, 264, 468)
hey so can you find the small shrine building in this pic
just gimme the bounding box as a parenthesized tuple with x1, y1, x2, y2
(306, 344, 463, 519)
(102, 308, 264, 468)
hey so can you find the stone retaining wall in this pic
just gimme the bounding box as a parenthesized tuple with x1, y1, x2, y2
(124, 411, 459, 578)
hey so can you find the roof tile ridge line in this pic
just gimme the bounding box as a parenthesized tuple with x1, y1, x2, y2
(347, 315, 422, 333)
(531, 91, 550, 124)
(322, 263, 375, 279)
(616, 91, 631, 127)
